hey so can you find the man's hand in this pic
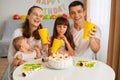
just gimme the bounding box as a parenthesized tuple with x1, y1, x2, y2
(89, 26, 97, 38)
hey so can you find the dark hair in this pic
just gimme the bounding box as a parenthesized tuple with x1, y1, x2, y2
(51, 17, 75, 50)
(68, 1, 85, 11)
(22, 6, 43, 40)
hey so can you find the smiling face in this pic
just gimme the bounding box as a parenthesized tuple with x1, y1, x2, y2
(69, 5, 86, 25)
(27, 7, 43, 32)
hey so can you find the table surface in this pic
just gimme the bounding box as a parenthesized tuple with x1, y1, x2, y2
(13, 57, 115, 80)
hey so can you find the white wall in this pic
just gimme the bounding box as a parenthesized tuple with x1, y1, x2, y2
(0, 0, 37, 39)
(0, 0, 80, 39)
(0, 0, 111, 63)
(90, 0, 111, 63)
(0, 0, 85, 39)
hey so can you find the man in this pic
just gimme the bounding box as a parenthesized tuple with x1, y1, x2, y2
(69, 1, 101, 59)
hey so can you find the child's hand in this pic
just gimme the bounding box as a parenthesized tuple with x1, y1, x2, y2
(89, 26, 97, 39)
(34, 45, 39, 51)
(13, 54, 24, 66)
(16, 54, 22, 60)
(19, 60, 25, 65)
(59, 34, 67, 41)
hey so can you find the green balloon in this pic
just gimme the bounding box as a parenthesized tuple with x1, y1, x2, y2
(44, 14, 50, 19)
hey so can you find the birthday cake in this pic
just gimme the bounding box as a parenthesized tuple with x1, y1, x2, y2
(48, 53, 73, 69)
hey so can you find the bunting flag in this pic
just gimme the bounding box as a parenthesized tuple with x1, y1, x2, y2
(36, 0, 40, 4)
(35, 0, 84, 15)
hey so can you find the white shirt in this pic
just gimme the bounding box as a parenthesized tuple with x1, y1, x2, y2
(8, 28, 42, 64)
(14, 50, 37, 62)
(70, 24, 101, 59)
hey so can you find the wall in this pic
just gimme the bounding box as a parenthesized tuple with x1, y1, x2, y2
(90, 0, 111, 62)
(0, 0, 35, 39)
(0, 0, 83, 39)
(0, 0, 111, 63)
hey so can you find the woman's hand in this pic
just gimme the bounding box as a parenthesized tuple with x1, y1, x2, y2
(34, 45, 41, 58)
(47, 37, 51, 45)
(42, 37, 50, 51)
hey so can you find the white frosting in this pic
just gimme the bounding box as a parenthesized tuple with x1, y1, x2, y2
(48, 55, 73, 69)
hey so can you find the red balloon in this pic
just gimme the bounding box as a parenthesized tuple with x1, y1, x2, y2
(62, 14, 68, 19)
(13, 14, 20, 20)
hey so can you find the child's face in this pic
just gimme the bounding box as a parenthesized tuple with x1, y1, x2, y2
(21, 38, 30, 50)
(56, 24, 67, 35)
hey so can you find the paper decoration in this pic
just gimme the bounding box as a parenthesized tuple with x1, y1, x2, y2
(22, 63, 42, 77)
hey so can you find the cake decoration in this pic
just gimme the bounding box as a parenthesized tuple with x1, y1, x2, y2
(76, 60, 96, 68)
(42, 57, 48, 62)
(22, 63, 42, 77)
(48, 52, 73, 69)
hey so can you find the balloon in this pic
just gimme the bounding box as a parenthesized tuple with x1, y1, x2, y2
(20, 15, 26, 20)
(50, 15, 57, 19)
(43, 14, 50, 19)
(13, 14, 20, 20)
(62, 14, 68, 19)
(57, 14, 62, 18)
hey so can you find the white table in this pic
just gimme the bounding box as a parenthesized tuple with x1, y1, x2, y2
(13, 57, 115, 80)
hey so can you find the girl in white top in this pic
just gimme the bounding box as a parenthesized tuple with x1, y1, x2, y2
(12, 36, 41, 66)
(49, 16, 75, 56)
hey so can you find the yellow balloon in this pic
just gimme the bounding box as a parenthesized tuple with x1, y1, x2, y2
(50, 15, 57, 19)
(20, 15, 26, 20)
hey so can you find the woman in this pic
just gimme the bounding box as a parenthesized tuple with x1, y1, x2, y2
(8, 6, 45, 64)
(7, 6, 47, 80)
